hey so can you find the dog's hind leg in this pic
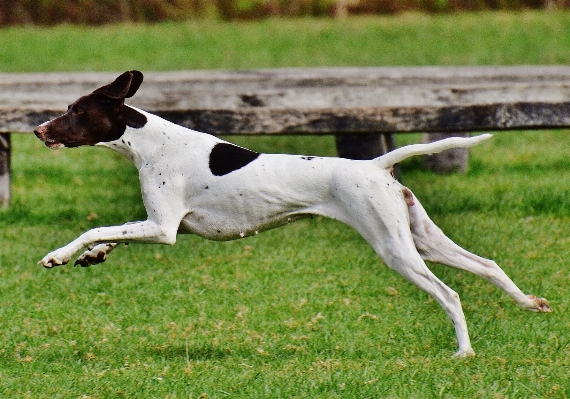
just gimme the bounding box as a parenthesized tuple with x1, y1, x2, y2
(384, 249, 475, 357)
(341, 196, 475, 357)
(404, 188, 551, 313)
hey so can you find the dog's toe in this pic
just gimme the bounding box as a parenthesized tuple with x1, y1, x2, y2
(74, 257, 91, 267)
(526, 295, 552, 313)
(452, 348, 476, 359)
(39, 256, 69, 268)
(75, 245, 110, 267)
(38, 259, 55, 268)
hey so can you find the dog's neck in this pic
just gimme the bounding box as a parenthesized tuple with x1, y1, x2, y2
(97, 107, 211, 169)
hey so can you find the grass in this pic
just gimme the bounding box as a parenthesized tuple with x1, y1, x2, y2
(1, 10, 570, 398)
(2, 11, 570, 72)
(3, 132, 570, 399)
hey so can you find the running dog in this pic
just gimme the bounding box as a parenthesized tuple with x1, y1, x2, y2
(34, 71, 550, 357)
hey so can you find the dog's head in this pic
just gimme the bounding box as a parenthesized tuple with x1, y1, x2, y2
(34, 70, 147, 148)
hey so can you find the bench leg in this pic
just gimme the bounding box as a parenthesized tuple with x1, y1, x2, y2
(335, 133, 399, 179)
(0, 133, 10, 208)
(335, 133, 395, 160)
(423, 132, 470, 173)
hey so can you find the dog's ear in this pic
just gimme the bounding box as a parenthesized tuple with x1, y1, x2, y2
(125, 70, 143, 98)
(93, 70, 144, 99)
(119, 105, 147, 129)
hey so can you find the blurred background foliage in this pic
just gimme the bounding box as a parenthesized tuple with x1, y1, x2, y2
(1, 0, 568, 25)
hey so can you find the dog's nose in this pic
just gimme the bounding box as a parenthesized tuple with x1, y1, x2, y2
(34, 125, 46, 138)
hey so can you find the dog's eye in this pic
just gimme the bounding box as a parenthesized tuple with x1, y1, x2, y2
(102, 98, 118, 109)
(67, 105, 84, 115)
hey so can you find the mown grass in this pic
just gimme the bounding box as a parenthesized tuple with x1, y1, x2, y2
(2, 11, 570, 72)
(3, 132, 570, 399)
(1, 10, 570, 398)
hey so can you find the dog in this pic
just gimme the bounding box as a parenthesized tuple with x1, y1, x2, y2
(34, 70, 550, 357)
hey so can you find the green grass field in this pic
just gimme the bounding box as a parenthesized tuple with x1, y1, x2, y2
(1, 11, 570, 398)
(3, 11, 570, 71)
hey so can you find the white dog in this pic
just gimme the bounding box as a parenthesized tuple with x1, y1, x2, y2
(34, 71, 550, 357)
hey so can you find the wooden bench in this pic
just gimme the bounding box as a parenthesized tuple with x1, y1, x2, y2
(2, 65, 570, 208)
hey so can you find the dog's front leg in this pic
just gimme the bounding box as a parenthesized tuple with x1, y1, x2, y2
(74, 243, 119, 267)
(39, 220, 177, 268)
(74, 222, 144, 266)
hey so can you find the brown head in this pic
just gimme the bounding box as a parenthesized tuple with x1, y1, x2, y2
(34, 70, 147, 149)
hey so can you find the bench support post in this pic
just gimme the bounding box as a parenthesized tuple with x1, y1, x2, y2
(335, 133, 395, 159)
(0, 133, 11, 208)
(335, 133, 398, 178)
(423, 132, 470, 173)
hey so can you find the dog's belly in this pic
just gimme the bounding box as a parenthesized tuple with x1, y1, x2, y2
(174, 153, 394, 241)
(178, 210, 309, 241)
(174, 154, 347, 240)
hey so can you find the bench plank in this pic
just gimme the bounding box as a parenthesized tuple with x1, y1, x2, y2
(155, 103, 570, 134)
(4, 102, 569, 135)
(2, 66, 570, 134)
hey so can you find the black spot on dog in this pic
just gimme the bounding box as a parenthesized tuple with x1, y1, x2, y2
(209, 143, 260, 176)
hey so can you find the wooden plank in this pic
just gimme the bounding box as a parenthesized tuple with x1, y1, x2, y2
(2, 66, 570, 134)
(136, 102, 570, 134)
(3, 102, 570, 135)
(3, 70, 570, 112)
(3, 66, 570, 96)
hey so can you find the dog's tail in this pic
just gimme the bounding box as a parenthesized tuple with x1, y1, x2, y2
(375, 134, 492, 169)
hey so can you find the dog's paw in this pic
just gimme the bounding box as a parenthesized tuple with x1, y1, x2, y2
(526, 295, 552, 313)
(452, 348, 476, 359)
(74, 244, 113, 267)
(38, 251, 70, 268)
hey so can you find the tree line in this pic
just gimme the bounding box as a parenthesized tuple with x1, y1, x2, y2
(0, 0, 566, 25)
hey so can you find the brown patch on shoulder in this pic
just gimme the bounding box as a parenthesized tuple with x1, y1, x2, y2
(402, 188, 415, 206)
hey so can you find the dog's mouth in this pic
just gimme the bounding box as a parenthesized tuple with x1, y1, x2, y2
(43, 139, 65, 149)
(34, 125, 64, 149)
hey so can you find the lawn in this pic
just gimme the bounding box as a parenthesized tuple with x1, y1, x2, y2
(1, 11, 570, 398)
(2, 11, 570, 71)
